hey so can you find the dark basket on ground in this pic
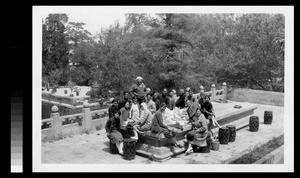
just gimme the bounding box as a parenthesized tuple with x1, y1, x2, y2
(218, 127, 230, 144)
(226, 125, 236, 142)
(264, 110, 273, 125)
(109, 140, 119, 154)
(249, 116, 259, 132)
(123, 138, 137, 160)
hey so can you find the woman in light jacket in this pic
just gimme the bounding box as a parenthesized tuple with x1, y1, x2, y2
(133, 102, 153, 134)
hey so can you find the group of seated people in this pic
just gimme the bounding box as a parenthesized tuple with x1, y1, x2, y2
(105, 77, 220, 156)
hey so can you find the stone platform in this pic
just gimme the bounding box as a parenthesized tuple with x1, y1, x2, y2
(135, 101, 258, 161)
(212, 101, 258, 127)
(41, 103, 285, 166)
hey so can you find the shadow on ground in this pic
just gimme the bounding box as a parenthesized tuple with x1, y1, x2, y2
(101, 141, 111, 153)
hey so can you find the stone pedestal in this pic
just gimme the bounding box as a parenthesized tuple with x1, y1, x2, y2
(135, 127, 192, 161)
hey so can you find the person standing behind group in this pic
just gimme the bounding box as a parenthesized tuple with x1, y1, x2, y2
(130, 96, 140, 121)
(184, 88, 191, 105)
(146, 93, 156, 114)
(186, 100, 200, 124)
(130, 76, 146, 104)
(187, 89, 197, 103)
(152, 92, 161, 112)
(198, 92, 206, 112)
(108, 98, 119, 118)
(169, 90, 177, 110)
(175, 89, 186, 109)
(118, 91, 132, 110)
(172, 89, 178, 101)
(159, 88, 170, 109)
(146, 88, 152, 96)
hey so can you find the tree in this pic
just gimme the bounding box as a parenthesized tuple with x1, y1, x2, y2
(66, 22, 93, 47)
(145, 14, 194, 90)
(42, 14, 70, 85)
(65, 21, 96, 85)
(214, 14, 284, 91)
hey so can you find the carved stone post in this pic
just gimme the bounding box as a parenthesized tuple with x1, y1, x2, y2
(50, 105, 62, 139)
(222, 82, 227, 100)
(211, 84, 216, 101)
(200, 85, 204, 93)
(82, 101, 92, 132)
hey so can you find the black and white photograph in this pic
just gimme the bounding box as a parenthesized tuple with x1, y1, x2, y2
(32, 6, 294, 172)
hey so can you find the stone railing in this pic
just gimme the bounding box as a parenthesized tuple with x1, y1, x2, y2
(41, 101, 109, 142)
(195, 82, 227, 101)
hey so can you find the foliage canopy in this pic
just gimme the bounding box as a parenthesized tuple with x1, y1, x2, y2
(42, 13, 284, 93)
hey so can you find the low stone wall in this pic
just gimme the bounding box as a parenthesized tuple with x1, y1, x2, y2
(42, 99, 110, 119)
(42, 103, 109, 142)
(42, 101, 82, 119)
(227, 88, 284, 107)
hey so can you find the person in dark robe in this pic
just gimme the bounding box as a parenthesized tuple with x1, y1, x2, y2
(152, 92, 161, 112)
(118, 91, 132, 110)
(108, 98, 119, 118)
(146, 93, 156, 114)
(185, 108, 210, 155)
(158, 88, 170, 109)
(186, 100, 200, 123)
(105, 112, 124, 155)
(175, 89, 186, 109)
(201, 95, 221, 130)
(151, 102, 181, 148)
(187, 89, 196, 103)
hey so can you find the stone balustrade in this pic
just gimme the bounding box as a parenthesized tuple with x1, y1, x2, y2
(195, 82, 227, 101)
(42, 102, 109, 142)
